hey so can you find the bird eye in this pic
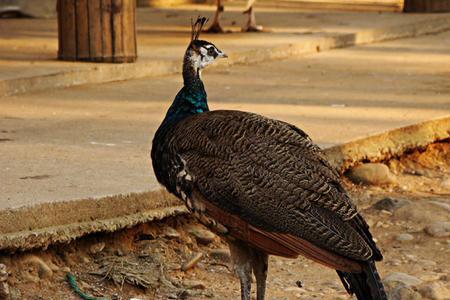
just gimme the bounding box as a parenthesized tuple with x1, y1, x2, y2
(207, 47, 215, 55)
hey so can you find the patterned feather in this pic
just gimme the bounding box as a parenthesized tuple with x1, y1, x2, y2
(152, 110, 382, 262)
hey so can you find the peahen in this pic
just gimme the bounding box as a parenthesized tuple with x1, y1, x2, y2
(151, 17, 387, 300)
(206, 0, 262, 33)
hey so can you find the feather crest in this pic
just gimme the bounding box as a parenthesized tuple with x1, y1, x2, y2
(191, 16, 208, 41)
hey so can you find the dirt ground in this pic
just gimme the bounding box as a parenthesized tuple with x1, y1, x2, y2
(1, 141, 449, 300)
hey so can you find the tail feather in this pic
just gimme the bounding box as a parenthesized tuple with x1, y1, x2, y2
(337, 261, 387, 300)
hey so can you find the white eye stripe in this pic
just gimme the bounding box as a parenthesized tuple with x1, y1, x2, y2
(200, 46, 219, 56)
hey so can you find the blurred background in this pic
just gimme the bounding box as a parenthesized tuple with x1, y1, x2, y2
(0, 0, 449, 299)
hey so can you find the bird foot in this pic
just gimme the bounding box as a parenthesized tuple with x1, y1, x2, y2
(241, 24, 264, 32)
(204, 23, 230, 34)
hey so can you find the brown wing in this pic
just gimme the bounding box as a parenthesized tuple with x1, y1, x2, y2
(170, 110, 380, 262)
(194, 190, 362, 273)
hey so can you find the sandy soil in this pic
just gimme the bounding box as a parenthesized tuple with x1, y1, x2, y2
(0, 141, 449, 300)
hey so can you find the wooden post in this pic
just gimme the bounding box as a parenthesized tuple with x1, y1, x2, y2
(404, 0, 450, 12)
(57, 0, 137, 63)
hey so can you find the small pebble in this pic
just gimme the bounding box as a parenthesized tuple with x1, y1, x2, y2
(396, 233, 414, 242)
(190, 229, 216, 245)
(372, 197, 409, 213)
(182, 252, 203, 271)
(425, 222, 450, 238)
(0, 264, 7, 282)
(89, 242, 105, 254)
(209, 248, 231, 263)
(419, 274, 441, 282)
(390, 286, 423, 300)
(384, 272, 422, 287)
(0, 281, 9, 300)
(183, 280, 206, 290)
(419, 260, 437, 267)
(347, 163, 397, 185)
(429, 201, 450, 213)
(419, 282, 450, 300)
(22, 255, 53, 279)
(163, 226, 180, 239)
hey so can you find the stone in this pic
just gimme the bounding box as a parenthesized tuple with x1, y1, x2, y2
(419, 260, 437, 267)
(404, 254, 417, 261)
(396, 233, 414, 241)
(190, 229, 216, 245)
(0, 281, 9, 300)
(429, 201, 450, 213)
(22, 255, 53, 279)
(372, 197, 410, 213)
(0, 264, 7, 282)
(183, 280, 206, 290)
(425, 222, 450, 238)
(89, 242, 105, 254)
(47, 260, 60, 272)
(389, 286, 423, 300)
(419, 282, 450, 300)
(394, 207, 435, 224)
(0, 266, 9, 300)
(384, 272, 422, 287)
(347, 163, 397, 185)
(115, 248, 128, 256)
(384, 273, 423, 300)
(386, 259, 402, 266)
(209, 248, 231, 263)
(182, 252, 203, 271)
(420, 274, 441, 281)
(162, 226, 180, 239)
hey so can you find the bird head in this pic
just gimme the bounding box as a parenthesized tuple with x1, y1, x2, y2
(185, 17, 227, 72)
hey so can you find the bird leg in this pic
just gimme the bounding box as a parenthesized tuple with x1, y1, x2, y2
(242, 5, 263, 32)
(228, 239, 253, 300)
(205, 0, 226, 33)
(251, 250, 269, 300)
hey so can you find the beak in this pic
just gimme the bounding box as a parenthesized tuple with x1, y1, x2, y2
(220, 52, 228, 58)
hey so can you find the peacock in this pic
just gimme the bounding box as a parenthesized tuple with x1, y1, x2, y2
(206, 0, 262, 33)
(151, 17, 387, 300)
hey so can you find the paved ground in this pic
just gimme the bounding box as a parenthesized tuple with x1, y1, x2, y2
(1, 29, 450, 212)
(1, 3, 450, 96)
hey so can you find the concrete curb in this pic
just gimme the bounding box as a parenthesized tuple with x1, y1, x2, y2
(1, 116, 448, 252)
(225, 16, 450, 65)
(0, 190, 187, 252)
(0, 205, 187, 252)
(1, 15, 450, 97)
(324, 116, 450, 172)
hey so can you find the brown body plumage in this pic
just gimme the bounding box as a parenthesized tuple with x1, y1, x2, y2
(151, 17, 387, 300)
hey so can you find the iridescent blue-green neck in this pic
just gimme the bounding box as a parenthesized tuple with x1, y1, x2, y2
(164, 80, 208, 123)
(163, 52, 209, 124)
